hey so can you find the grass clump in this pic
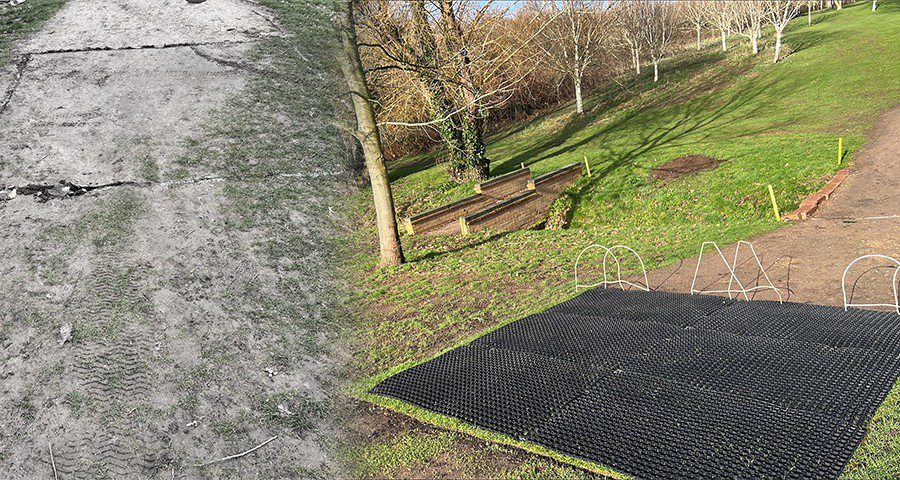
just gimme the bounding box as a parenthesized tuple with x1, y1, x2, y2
(0, 0, 64, 63)
(257, 390, 325, 436)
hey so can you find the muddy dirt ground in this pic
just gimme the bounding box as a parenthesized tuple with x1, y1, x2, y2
(1, 1, 347, 478)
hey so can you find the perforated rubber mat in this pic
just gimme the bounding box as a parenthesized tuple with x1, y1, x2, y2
(371, 289, 900, 479)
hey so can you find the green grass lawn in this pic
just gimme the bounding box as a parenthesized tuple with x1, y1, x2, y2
(347, 2, 900, 478)
(0, 0, 65, 63)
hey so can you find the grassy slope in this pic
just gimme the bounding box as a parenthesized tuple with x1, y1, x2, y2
(0, 0, 65, 63)
(349, 2, 900, 479)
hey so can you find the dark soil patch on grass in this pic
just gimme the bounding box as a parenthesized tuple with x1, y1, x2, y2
(649, 155, 724, 181)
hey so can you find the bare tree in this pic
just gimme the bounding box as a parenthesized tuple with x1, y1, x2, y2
(616, 1, 645, 75)
(639, 1, 681, 82)
(767, 0, 801, 63)
(334, 0, 405, 267)
(708, 1, 735, 52)
(682, 1, 708, 50)
(536, 0, 608, 114)
(733, 1, 766, 54)
(358, 0, 553, 182)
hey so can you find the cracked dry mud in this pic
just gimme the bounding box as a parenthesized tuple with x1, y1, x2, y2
(1, 1, 343, 478)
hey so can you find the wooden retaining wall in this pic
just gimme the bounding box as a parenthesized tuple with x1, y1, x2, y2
(403, 193, 495, 235)
(460, 190, 540, 235)
(528, 162, 583, 194)
(474, 167, 531, 199)
(408, 162, 583, 237)
(460, 162, 584, 236)
(404, 167, 531, 235)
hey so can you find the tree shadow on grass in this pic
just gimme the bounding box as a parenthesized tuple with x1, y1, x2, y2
(564, 75, 800, 218)
(786, 28, 848, 55)
(411, 230, 511, 263)
(489, 48, 774, 177)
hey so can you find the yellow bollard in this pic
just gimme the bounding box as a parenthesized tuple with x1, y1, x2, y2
(837, 137, 843, 166)
(583, 156, 592, 177)
(767, 184, 781, 222)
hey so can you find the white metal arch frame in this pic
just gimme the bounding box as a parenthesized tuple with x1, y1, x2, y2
(727, 241, 784, 303)
(575, 244, 650, 291)
(841, 254, 900, 315)
(690, 241, 751, 301)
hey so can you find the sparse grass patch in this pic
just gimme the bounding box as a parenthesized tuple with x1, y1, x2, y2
(13, 391, 37, 422)
(63, 391, 93, 418)
(257, 390, 325, 436)
(138, 154, 160, 183)
(0, 0, 65, 63)
(354, 430, 458, 478)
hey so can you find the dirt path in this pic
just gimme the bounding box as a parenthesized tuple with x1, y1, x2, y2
(648, 105, 900, 307)
(1, 1, 344, 478)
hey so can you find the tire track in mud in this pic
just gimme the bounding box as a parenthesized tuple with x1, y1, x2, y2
(53, 254, 172, 478)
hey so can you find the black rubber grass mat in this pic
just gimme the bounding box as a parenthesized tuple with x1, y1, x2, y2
(371, 289, 900, 479)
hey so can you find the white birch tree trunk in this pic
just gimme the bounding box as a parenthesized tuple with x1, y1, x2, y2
(696, 24, 701, 50)
(721, 29, 727, 51)
(773, 30, 783, 63)
(653, 60, 659, 82)
(574, 72, 584, 114)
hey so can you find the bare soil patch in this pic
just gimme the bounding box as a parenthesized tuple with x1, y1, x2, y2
(649, 155, 724, 181)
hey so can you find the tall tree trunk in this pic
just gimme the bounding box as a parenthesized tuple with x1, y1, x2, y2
(872, 0, 877, 12)
(334, 0, 404, 267)
(438, 0, 489, 182)
(773, 30, 783, 63)
(751, 30, 759, 54)
(721, 29, 727, 51)
(455, 114, 488, 181)
(634, 48, 641, 74)
(696, 24, 701, 50)
(808, 3, 812, 24)
(835, 0, 842, 9)
(653, 60, 659, 82)
(574, 71, 584, 114)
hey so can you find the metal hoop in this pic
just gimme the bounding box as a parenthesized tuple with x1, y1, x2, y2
(841, 254, 900, 315)
(575, 244, 650, 291)
(690, 241, 750, 301)
(727, 241, 784, 304)
(602, 245, 650, 291)
(575, 244, 619, 290)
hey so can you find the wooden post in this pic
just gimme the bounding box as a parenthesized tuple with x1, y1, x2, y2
(583, 156, 592, 177)
(837, 137, 843, 166)
(767, 184, 781, 222)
